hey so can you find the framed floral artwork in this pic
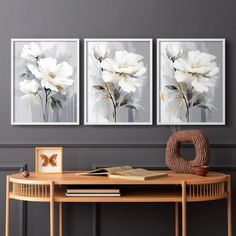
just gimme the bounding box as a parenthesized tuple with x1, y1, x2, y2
(35, 147, 63, 174)
(157, 38, 225, 125)
(11, 39, 79, 125)
(84, 38, 153, 125)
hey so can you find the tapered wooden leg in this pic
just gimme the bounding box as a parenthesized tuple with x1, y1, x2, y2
(59, 202, 63, 236)
(5, 176, 10, 236)
(182, 181, 187, 236)
(175, 202, 179, 236)
(50, 182, 54, 236)
(227, 176, 232, 236)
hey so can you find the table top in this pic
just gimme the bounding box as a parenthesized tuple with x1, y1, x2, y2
(9, 171, 228, 185)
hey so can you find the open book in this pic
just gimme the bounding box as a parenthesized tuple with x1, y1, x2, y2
(77, 166, 167, 181)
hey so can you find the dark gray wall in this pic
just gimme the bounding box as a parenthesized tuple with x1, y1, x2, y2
(0, 0, 235, 235)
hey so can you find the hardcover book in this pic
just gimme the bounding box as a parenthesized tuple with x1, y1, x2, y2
(77, 166, 168, 181)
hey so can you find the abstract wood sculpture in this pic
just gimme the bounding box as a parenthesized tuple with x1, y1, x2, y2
(166, 130, 210, 174)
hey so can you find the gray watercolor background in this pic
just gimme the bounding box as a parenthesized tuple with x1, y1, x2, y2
(158, 40, 224, 124)
(12, 40, 78, 124)
(86, 40, 152, 124)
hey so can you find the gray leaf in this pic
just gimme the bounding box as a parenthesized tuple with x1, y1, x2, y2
(113, 88, 120, 102)
(105, 82, 116, 92)
(186, 89, 193, 101)
(125, 104, 137, 110)
(166, 85, 178, 90)
(196, 104, 211, 110)
(51, 97, 63, 109)
(20, 73, 30, 78)
(196, 104, 216, 111)
(120, 93, 133, 107)
(93, 85, 105, 90)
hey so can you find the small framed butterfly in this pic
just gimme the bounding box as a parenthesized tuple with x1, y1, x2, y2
(35, 147, 63, 174)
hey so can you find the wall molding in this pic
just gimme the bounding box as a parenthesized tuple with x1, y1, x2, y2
(0, 164, 28, 236)
(0, 143, 235, 148)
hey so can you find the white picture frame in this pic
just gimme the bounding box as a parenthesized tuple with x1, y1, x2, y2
(11, 38, 80, 125)
(157, 38, 225, 125)
(84, 38, 153, 125)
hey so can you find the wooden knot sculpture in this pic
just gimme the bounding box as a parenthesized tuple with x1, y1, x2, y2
(165, 130, 210, 174)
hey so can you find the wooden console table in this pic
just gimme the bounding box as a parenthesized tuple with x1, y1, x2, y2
(5, 171, 232, 236)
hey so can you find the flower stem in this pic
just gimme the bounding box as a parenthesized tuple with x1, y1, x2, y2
(37, 93, 46, 122)
(177, 83, 190, 122)
(114, 105, 117, 122)
(186, 104, 190, 122)
(44, 88, 51, 122)
(99, 60, 117, 122)
(172, 60, 190, 122)
(104, 83, 117, 122)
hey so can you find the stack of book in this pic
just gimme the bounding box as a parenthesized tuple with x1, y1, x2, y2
(66, 188, 121, 197)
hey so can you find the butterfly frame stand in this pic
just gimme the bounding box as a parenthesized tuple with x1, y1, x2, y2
(35, 147, 63, 174)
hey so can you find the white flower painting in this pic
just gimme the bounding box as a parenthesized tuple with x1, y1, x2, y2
(84, 39, 152, 125)
(11, 39, 79, 125)
(157, 39, 225, 125)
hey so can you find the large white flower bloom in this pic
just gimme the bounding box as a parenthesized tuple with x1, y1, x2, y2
(174, 50, 219, 93)
(27, 57, 73, 95)
(93, 43, 110, 61)
(166, 43, 183, 61)
(100, 50, 146, 93)
(21, 43, 41, 61)
(19, 79, 40, 104)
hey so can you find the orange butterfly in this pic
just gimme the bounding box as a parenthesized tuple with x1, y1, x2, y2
(40, 153, 57, 167)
